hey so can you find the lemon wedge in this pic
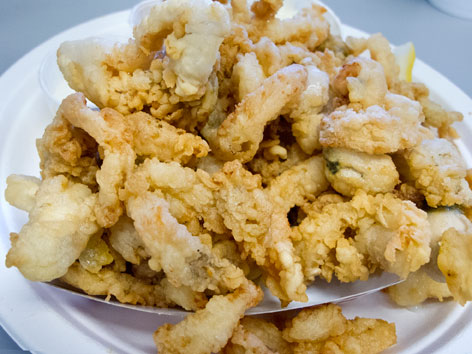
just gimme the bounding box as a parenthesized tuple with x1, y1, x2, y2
(393, 42, 416, 82)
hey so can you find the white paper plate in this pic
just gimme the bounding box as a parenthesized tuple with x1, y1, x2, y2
(1, 8, 472, 354)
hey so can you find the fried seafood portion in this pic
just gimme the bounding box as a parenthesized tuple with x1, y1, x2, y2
(215, 64, 307, 162)
(154, 280, 263, 354)
(332, 56, 388, 108)
(213, 161, 307, 303)
(386, 267, 451, 307)
(289, 65, 330, 154)
(126, 112, 209, 164)
(294, 191, 431, 282)
(59, 93, 135, 227)
(5, 175, 99, 281)
(124, 158, 224, 235)
(323, 147, 399, 197)
(58, 0, 229, 118)
(126, 191, 244, 293)
(37, 97, 99, 188)
(438, 228, 472, 305)
(404, 138, 472, 207)
(62, 262, 207, 311)
(320, 93, 427, 154)
(224, 304, 396, 353)
(267, 155, 329, 212)
(347, 33, 399, 88)
(134, 0, 230, 98)
(224, 317, 292, 354)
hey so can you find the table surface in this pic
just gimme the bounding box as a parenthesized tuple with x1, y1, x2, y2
(1, 0, 471, 352)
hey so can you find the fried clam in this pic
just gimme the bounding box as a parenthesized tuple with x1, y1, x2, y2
(154, 280, 263, 354)
(123, 158, 225, 235)
(323, 147, 399, 197)
(237, 0, 330, 52)
(403, 138, 472, 207)
(61, 262, 207, 311)
(320, 92, 428, 154)
(58, 0, 229, 126)
(125, 191, 244, 294)
(5, 174, 99, 282)
(288, 65, 330, 155)
(36, 98, 98, 189)
(126, 111, 209, 164)
(213, 160, 307, 303)
(347, 33, 399, 88)
(213, 64, 307, 162)
(59, 93, 135, 228)
(387, 207, 471, 307)
(332, 56, 388, 108)
(293, 190, 431, 283)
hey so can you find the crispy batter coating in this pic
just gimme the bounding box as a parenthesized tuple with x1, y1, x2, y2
(126, 191, 244, 293)
(37, 98, 99, 188)
(215, 64, 307, 162)
(126, 112, 209, 164)
(134, 0, 230, 98)
(333, 57, 388, 108)
(404, 138, 472, 207)
(289, 66, 330, 154)
(267, 155, 329, 212)
(438, 228, 472, 305)
(347, 33, 399, 88)
(124, 158, 225, 234)
(294, 191, 431, 282)
(386, 267, 451, 307)
(213, 161, 307, 302)
(245, 3, 329, 51)
(282, 304, 346, 343)
(320, 93, 426, 154)
(5, 175, 99, 281)
(4, 175, 40, 212)
(62, 262, 207, 310)
(154, 281, 263, 354)
(108, 215, 148, 265)
(284, 304, 396, 354)
(323, 147, 399, 197)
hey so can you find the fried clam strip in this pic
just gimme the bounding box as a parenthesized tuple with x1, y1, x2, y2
(126, 191, 244, 293)
(223, 317, 292, 354)
(267, 155, 329, 213)
(126, 112, 209, 164)
(285, 305, 396, 354)
(404, 138, 472, 207)
(386, 267, 452, 307)
(294, 191, 431, 283)
(392, 81, 463, 137)
(215, 64, 307, 162)
(60, 93, 135, 227)
(61, 263, 207, 311)
(5, 175, 99, 281)
(347, 33, 399, 88)
(288, 65, 330, 155)
(239, 0, 329, 51)
(134, 0, 230, 98)
(123, 158, 225, 235)
(438, 228, 472, 305)
(320, 92, 427, 154)
(323, 147, 400, 197)
(154, 280, 263, 354)
(36, 97, 99, 188)
(213, 161, 307, 303)
(332, 56, 388, 108)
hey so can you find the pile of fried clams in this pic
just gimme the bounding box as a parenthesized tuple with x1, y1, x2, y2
(5, 0, 472, 352)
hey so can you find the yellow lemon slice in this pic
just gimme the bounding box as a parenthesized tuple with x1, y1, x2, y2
(394, 42, 416, 82)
